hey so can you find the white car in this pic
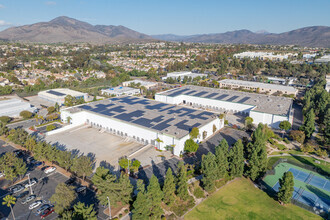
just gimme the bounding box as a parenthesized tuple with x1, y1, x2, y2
(29, 200, 42, 210)
(25, 179, 37, 188)
(0, 172, 4, 178)
(44, 167, 56, 174)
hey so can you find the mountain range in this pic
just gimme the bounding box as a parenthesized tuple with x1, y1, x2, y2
(0, 16, 329, 47)
(0, 16, 154, 44)
(152, 26, 330, 48)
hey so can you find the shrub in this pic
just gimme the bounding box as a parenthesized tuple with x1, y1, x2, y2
(47, 106, 55, 114)
(215, 179, 227, 189)
(224, 120, 229, 125)
(275, 143, 286, 151)
(20, 110, 32, 119)
(300, 143, 315, 153)
(0, 116, 11, 124)
(268, 138, 277, 145)
(315, 148, 328, 158)
(283, 138, 290, 144)
(290, 130, 305, 144)
(119, 213, 123, 218)
(184, 138, 199, 153)
(46, 124, 56, 131)
(193, 186, 205, 199)
(124, 209, 129, 213)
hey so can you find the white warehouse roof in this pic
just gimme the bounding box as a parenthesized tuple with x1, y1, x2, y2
(38, 88, 87, 99)
(219, 79, 297, 93)
(0, 98, 36, 117)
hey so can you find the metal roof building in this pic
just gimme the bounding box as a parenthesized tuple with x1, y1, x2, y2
(38, 88, 88, 105)
(0, 98, 36, 117)
(60, 96, 223, 156)
(155, 85, 293, 129)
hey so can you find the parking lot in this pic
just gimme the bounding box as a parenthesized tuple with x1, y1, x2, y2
(45, 125, 145, 170)
(0, 140, 107, 220)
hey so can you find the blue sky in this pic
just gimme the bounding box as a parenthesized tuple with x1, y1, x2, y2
(0, 0, 329, 35)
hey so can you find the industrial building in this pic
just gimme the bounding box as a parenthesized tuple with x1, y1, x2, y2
(155, 85, 293, 129)
(219, 79, 298, 96)
(162, 71, 207, 81)
(0, 98, 36, 117)
(60, 96, 223, 156)
(38, 88, 88, 105)
(233, 51, 295, 61)
(101, 86, 140, 96)
(314, 55, 330, 64)
(122, 80, 158, 90)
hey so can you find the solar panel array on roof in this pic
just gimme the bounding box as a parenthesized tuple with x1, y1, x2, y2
(47, 90, 66, 96)
(215, 94, 229, 100)
(237, 97, 250, 103)
(184, 90, 197, 95)
(72, 96, 217, 138)
(205, 93, 218, 99)
(227, 95, 239, 102)
(194, 91, 208, 97)
(168, 88, 190, 97)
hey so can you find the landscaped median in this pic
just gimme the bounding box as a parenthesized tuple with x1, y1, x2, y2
(184, 178, 321, 220)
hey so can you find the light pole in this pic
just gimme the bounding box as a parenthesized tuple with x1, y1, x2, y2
(107, 196, 111, 220)
(27, 173, 33, 195)
(127, 157, 130, 175)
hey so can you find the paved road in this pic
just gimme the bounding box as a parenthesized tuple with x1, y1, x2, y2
(7, 119, 38, 130)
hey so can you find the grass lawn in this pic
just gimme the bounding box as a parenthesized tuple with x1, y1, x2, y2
(185, 178, 321, 220)
(267, 156, 330, 175)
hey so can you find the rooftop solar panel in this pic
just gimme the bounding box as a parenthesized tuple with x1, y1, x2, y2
(152, 118, 175, 130)
(145, 103, 169, 110)
(237, 97, 250, 103)
(47, 90, 66, 96)
(205, 93, 218, 99)
(227, 95, 239, 102)
(184, 90, 198, 95)
(132, 118, 153, 127)
(215, 94, 229, 100)
(168, 88, 190, 97)
(193, 91, 208, 97)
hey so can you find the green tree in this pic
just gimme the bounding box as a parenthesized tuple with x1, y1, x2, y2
(0, 121, 9, 136)
(163, 168, 176, 206)
(2, 195, 16, 220)
(19, 110, 32, 119)
(245, 116, 254, 130)
(184, 138, 199, 153)
(118, 157, 132, 171)
(214, 139, 229, 179)
(147, 175, 164, 219)
(301, 108, 315, 138)
(64, 95, 75, 106)
(47, 106, 55, 114)
(245, 149, 259, 181)
(201, 152, 218, 192)
(0, 116, 11, 124)
(228, 139, 244, 177)
(55, 102, 60, 112)
(132, 181, 150, 220)
(73, 202, 97, 220)
(277, 172, 294, 204)
(176, 161, 189, 201)
(50, 183, 76, 214)
(56, 151, 73, 171)
(279, 121, 291, 131)
(71, 155, 93, 180)
(189, 127, 200, 139)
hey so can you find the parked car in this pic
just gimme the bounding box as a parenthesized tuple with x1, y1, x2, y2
(0, 172, 4, 178)
(40, 207, 54, 219)
(27, 156, 34, 163)
(44, 166, 56, 174)
(11, 185, 24, 194)
(75, 186, 87, 193)
(29, 200, 42, 210)
(65, 177, 76, 185)
(34, 161, 43, 167)
(25, 179, 38, 188)
(15, 191, 29, 199)
(37, 204, 52, 214)
(21, 195, 36, 205)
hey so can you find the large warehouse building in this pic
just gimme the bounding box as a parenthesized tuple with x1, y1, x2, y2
(155, 86, 293, 129)
(219, 79, 298, 96)
(0, 98, 36, 117)
(38, 88, 88, 105)
(60, 96, 223, 156)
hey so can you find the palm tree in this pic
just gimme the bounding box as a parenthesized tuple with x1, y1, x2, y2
(2, 195, 16, 220)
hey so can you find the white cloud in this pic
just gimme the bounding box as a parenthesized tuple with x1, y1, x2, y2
(45, 1, 56, 5)
(0, 4, 5, 8)
(0, 20, 11, 27)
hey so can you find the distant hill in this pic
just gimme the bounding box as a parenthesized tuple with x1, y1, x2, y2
(0, 16, 155, 44)
(152, 26, 330, 48)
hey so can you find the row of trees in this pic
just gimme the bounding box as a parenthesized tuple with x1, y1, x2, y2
(0, 152, 27, 181)
(1, 123, 94, 180)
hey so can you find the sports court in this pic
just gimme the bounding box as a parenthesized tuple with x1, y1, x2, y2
(263, 162, 330, 213)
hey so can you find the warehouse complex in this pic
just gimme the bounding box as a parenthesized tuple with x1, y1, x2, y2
(219, 79, 298, 96)
(60, 96, 223, 156)
(162, 71, 207, 81)
(122, 79, 158, 89)
(38, 88, 88, 105)
(0, 98, 36, 117)
(155, 85, 293, 129)
(101, 86, 140, 96)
